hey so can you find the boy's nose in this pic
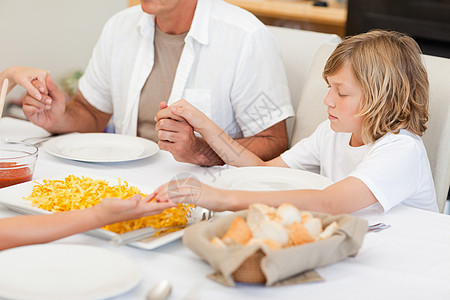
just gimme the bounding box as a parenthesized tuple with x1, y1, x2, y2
(324, 89, 335, 108)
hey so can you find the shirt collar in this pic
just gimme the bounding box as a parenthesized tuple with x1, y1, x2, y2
(138, 8, 155, 41)
(136, 0, 210, 45)
(187, 0, 211, 45)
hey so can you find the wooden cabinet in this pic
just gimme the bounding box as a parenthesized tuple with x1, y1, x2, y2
(128, 0, 347, 37)
(225, 0, 346, 37)
(129, 0, 139, 6)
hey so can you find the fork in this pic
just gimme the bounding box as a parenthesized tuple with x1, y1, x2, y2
(110, 212, 208, 246)
(21, 135, 54, 147)
(367, 223, 391, 233)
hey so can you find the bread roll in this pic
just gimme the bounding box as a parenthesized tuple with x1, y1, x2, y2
(212, 204, 338, 251)
(221, 216, 253, 245)
(247, 238, 282, 250)
(300, 211, 313, 222)
(303, 217, 323, 239)
(247, 204, 280, 232)
(252, 219, 289, 246)
(287, 222, 315, 246)
(210, 236, 226, 248)
(277, 203, 302, 226)
(318, 221, 339, 240)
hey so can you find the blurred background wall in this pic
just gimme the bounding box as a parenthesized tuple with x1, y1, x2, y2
(0, 0, 128, 101)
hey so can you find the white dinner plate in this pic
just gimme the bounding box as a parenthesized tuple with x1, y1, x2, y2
(0, 175, 209, 250)
(214, 166, 333, 191)
(0, 244, 142, 300)
(43, 133, 159, 163)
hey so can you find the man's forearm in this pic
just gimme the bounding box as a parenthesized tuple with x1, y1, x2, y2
(50, 91, 111, 134)
(61, 101, 105, 132)
(191, 137, 225, 166)
(236, 134, 287, 161)
(236, 120, 289, 161)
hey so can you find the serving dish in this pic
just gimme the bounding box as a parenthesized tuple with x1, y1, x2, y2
(0, 176, 208, 250)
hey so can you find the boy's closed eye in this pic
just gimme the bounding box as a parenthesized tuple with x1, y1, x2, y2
(327, 85, 347, 97)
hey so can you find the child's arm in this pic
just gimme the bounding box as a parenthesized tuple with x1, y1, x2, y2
(0, 66, 49, 99)
(168, 99, 288, 168)
(154, 176, 377, 214)
(0, 195, 175, 251)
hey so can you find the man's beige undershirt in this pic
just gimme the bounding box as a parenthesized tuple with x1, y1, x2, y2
(137, 26, 187, 141)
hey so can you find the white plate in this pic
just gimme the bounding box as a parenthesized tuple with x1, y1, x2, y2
(214, 166, 333, 191)
(0, 244, 141, 300)
(0, 176, 208, 250)
(43, 133, 159, 163)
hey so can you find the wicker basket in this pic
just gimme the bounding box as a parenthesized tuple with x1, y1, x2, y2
(232, 250, 266, 284)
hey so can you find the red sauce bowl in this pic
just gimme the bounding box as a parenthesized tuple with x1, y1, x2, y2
(0, 140, 38, 188)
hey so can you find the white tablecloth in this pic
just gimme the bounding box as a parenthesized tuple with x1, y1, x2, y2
(1, 117, 450, 300)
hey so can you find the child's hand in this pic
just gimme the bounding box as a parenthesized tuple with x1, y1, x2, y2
(94, 194, 176, 225)
(155, 101, 185, 122)
(168, 99, 211, 134)
(155, 99, 221, 165)
(153, 178, 231, 212)
(7, 66, 49, 100)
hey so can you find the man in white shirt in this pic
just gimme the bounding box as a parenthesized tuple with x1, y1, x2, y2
(22, 0, 294, 166)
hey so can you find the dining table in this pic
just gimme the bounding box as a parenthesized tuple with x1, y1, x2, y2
(1, 116, 450, 300)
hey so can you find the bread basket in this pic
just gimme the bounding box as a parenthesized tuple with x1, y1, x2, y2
(232, 249, 266, 283)
(183, 210, 368, 286)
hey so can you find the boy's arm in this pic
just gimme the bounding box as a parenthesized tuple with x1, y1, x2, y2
(155, 176, 377, 214)
(166, 100, 287, 167)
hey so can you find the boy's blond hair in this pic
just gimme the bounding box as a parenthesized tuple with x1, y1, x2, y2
(323, 30, 429, 143)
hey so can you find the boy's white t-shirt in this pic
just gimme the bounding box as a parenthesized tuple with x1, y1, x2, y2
(280, 120, 438, 213)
